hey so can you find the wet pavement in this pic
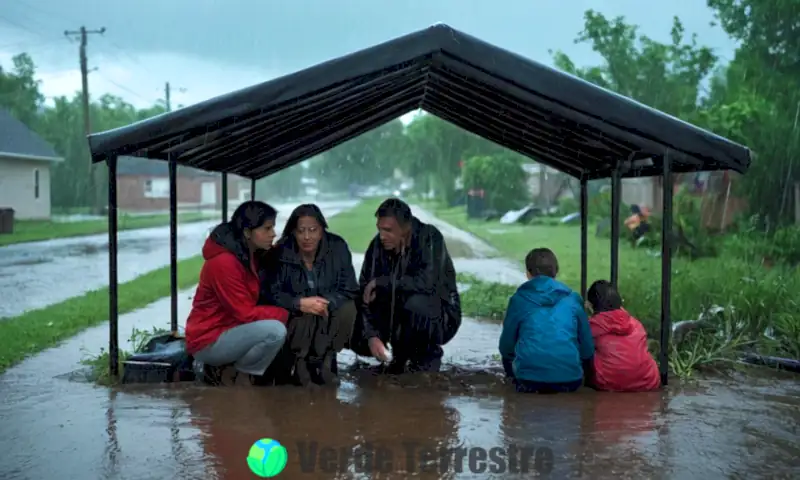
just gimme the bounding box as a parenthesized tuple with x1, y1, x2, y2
(0, 201, 357, 318)
(1, 205, 799, 479)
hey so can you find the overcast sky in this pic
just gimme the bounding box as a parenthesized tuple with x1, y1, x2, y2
(1, 0, 736, 116)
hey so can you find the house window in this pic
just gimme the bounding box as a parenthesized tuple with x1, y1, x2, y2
(33, 169, 40, 199)
(143, 178, 170, 198)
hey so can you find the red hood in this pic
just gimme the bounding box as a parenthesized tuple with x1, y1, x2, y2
(201, 236, 229, 260)
(590, 308, 635, 336)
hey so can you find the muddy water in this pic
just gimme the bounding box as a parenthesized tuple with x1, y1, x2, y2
(1, 206, 799, 479)
(2, 326, 799, 479)
(0, 201, 357, 318)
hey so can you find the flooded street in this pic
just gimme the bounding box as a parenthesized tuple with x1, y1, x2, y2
(0, 201, 357, 318)
(0, 203, 798, 479)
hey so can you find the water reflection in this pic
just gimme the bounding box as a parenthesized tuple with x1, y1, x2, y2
(182, 383, 462, 479)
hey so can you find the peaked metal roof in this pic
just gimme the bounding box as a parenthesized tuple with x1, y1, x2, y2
(86, 23, 752, 180)
(0, 109, 62, 161)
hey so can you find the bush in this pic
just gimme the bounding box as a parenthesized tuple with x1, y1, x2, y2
(618, 252, 799, 360)
(462, 154, 530, 213)
(725, 218, 800, 266)
(557, 196, 579, 214)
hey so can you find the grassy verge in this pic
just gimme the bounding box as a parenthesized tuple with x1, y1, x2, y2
(0, 212, 217, 247)
(0, 255, 205, 374)
(426, 203, 800, 376)
(326, 197, 384, 253)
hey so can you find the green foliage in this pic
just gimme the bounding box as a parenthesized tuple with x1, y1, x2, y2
(310, 119, 409, 191)
(457, 273, 517, 320)
(553, 6, 800, 226)
(461, 154, 529, 212)
(80, 326, 171, 385)
(433, 205, 800, 375)
(257, 163, 306, 200)
(0, 53, 168, 210)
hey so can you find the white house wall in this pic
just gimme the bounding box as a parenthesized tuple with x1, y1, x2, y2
(0, 156, 52, 219)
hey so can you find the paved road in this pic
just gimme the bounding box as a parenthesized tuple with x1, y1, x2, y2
(0, 200, 357, 318)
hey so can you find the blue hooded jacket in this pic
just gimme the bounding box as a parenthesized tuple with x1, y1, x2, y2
(498, 276, 595, 384)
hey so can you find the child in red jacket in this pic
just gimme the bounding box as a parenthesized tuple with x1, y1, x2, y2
(585, 280, 660, 392)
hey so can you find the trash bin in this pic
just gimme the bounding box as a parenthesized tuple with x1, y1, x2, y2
(466, 189, 486, 218)
(0, 208, 14, 234)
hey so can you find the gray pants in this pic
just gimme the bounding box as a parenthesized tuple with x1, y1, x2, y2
(194, 320, 287, 376)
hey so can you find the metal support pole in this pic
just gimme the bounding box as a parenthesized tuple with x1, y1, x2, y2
(221, 172, 228, 222)
(659, 151, 674, 386)
(250, 178, 256, 201)
(579, 177, 589, 299)
(610, 164, 621, 288)
(107, 155, 119, 378)
(168, 156, 178, 332)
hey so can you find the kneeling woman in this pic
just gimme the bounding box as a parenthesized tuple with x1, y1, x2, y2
(185, 201, 289, 386)
(263, 204, 359, 386)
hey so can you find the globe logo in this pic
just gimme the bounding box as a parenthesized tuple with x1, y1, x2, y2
(247, 438, 288, 477)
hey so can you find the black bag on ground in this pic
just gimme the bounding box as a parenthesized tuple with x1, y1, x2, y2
(121, 333, 196, 384)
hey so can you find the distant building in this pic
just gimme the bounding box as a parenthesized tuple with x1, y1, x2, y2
(116, 156, 249, 212)
(0, 109, 63, 219)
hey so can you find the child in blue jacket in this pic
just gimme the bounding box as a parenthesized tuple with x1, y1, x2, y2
(499, 248, 595, 393)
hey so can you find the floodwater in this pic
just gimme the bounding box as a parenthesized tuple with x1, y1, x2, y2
(1, 304, 798, 479)
(0, 201, 357, 318)
(1, 204, 798, 479)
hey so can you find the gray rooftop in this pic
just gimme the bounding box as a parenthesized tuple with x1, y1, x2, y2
(117, 156, 218, 177)
(0, 109, 61, 159)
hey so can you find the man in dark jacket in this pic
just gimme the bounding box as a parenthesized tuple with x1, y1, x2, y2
(352, 198, 462, 373)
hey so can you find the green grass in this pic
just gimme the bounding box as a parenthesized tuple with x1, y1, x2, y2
(0, 212, 217, 246)
(0, 255, 205, 374)
(427, 203, 800, 374)
(327, 198, 385, 253)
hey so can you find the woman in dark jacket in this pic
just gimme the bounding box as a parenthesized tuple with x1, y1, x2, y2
(262, 204, 359, 386)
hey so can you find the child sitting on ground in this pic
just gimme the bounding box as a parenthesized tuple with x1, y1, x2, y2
(498, 248, 595, 393)
(585, 280, 661, 392)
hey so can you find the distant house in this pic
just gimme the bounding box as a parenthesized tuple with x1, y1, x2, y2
(0, 109, 63, 219)
(117, 156, 249, 212)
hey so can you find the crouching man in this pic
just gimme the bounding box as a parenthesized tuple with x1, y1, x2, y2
(351, 198, 462, 373)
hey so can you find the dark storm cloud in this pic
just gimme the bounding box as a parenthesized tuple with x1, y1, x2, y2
(8, 0, 733, 73)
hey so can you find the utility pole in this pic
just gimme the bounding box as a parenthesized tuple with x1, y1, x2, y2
(65, 26, 106, 211)
(164, 82, 186, 112)
(64, 26, 106, 136)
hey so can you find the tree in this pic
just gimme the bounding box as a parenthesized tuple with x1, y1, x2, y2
(0, 52, 167, 209)
(550, 10, 717, 120)
(309, 119, 411, 191)
(708, 0, 800, 75)
(462, 153, 530, 212)
(0, 54, 43, 128)
(257, 162, 305, 200)
(550, 8, 800, 225)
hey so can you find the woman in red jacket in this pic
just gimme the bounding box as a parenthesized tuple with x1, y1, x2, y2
(585, 280, 661, 392)
(186, 200, 289, 386)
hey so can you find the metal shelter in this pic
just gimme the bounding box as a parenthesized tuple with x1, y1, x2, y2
(86, 23, 752, 386)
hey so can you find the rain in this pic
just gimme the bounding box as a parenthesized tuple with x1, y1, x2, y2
(1, 2, 799, 479)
